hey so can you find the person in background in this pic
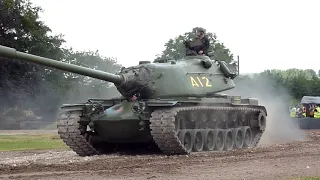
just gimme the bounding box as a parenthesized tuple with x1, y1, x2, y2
(302, 105, 306, 117)
(309, 104, 315, 118)
(296, 105, 303, 118)
(313, 105, 320, 118)
(290, 106, 297, 118)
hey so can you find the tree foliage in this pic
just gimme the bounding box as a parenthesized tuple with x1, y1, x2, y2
(232, 69, 320, 104)
(0, 0, 66, 110)
(0, 0, 122, 123)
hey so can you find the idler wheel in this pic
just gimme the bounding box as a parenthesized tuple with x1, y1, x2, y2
(213, 129, 224, 151)
(179, 129, 193, 153)
(202, 129, 215, 151)
(242, 126, 252, 147)
(223, 129, 234, 151)
(192, 129, 204, 152)
(233, 128, 244, 149)
(258, 111, 267, 131)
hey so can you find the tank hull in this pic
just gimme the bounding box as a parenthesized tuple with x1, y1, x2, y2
(92, 101, 153, 143)
(56, 96, 267, 156)
(93, 120, 153, 143)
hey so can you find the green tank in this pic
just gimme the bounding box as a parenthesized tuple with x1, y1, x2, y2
(0, 45, 267, 156)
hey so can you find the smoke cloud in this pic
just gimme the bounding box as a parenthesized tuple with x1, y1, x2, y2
(226, 73, 306, 146)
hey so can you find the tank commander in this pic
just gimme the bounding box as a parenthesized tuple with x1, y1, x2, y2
(184, 28, 210, 56)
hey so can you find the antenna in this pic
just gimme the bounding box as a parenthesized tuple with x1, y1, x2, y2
(237, 55, 239, 75)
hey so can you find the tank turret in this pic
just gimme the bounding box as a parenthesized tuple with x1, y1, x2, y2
(0, 44, 267, 157)
(0, 45, 237, 99)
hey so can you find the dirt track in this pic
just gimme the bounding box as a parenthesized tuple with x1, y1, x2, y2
(0, 130, 320, 180)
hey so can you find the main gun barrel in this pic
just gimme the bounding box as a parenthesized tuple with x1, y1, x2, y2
(0, 45, 124, 84)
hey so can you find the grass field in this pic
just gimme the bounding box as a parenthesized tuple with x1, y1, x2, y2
(294, 177, 320, 180)
(0, 133, 68, 151)
(43, 122, 57, 130)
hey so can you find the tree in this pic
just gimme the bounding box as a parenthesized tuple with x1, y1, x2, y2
(0, 0, 124, 125)
(155, 27, 234, 63)
(0, 0, 66, 110)
(60, 49, 123, 103)
(231, 68, 320, 104)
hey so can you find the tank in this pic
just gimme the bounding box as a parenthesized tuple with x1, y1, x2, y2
(0, 45, 267, 156)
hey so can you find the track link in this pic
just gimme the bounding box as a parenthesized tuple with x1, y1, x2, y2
(57, 110, 101, 156)
(149, 106, 265, 155)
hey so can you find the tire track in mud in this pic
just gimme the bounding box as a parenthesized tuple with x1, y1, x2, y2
(0, 130, 320, 180)
(1, 149, 320, 180)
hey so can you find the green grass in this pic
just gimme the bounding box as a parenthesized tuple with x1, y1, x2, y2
(42, 122, 57, 130)
(292, 177, 320, 180)
(0, 134, 68, 151)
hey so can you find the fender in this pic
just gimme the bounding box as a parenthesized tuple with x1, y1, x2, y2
(144, 100, 178, 107)
(60, 104, 87, 111)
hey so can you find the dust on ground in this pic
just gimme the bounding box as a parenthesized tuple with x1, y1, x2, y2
(0, 130, 320, 180)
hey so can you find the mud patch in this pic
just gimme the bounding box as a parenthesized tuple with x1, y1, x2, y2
(1, 130, 320, 180)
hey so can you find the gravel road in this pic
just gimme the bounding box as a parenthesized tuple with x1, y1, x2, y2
(0, 129, 320, 180)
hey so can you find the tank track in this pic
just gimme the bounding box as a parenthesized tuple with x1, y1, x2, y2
(57, 110, 104, 156)
(57, 106, 266, 156)
(149, 106, 266, 155)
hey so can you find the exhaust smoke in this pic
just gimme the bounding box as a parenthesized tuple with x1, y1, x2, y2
(226, 73, 306, 146)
